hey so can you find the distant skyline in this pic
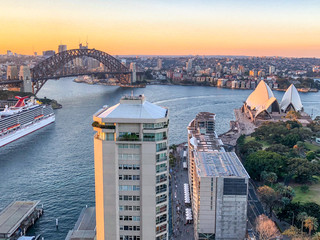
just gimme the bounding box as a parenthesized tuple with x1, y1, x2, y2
(1, 0, 320, 57)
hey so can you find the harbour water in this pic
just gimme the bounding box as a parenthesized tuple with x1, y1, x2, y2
(1, 77, 320, 239)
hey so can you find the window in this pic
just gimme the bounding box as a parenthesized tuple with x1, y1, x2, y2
(156, 233, 167, 240)
(143, 122, 168, 129)
(118, 144, 140, 149)
(155, 132, 167, 141)
(156, 163, 167, 173)
(119, 175, 140, 180)
(120, 236, 141, 240)
(156, 204, 167, 214)
(156, 153, 167, 163)
(156, 174, 167, 184)
(119, 215, 140, 221)
(118, 154, 140, 160)
(106, 133, 114, 141)
(119, 195, 140, 201)
(156, 184, 167, 194)
(119, 185, 140, 191)
(156, 142, 167, 152)
(156, 194, 167, 204)
(119, 226, 140, 231)
(119, 164, 140, 170)
(119, 205, 140, 211)
(156, 224, 167, 234)
(156, 214, 167, 224)
(143, 133, 155, 141)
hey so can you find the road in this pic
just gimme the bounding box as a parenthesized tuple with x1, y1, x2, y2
(170, 144, 194, 240)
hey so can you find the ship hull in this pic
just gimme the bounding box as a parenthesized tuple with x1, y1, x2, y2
(0, 115, 55, 147)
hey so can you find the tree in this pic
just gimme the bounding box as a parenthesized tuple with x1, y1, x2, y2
(245, 151, 285, 180)
(255, 214, 280, 240)
(258, 185, 278, 216)
(261, 171, 278, 185)
(307, 151, 316, 161)
(297, 212, 308, 232)
(305, 216, 319, 235)
(239, 140, 263, 158)
(281, 133, 301, 148)
(287, 158, 319, 183)
(266, 144, 290, 155)
(282, 226, 310, 239)
(274, 183, 295, 200)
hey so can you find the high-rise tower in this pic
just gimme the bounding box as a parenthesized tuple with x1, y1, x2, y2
(93, 95, 169, 240)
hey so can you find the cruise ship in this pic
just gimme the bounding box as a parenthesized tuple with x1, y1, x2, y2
(0, 96, 55, 147)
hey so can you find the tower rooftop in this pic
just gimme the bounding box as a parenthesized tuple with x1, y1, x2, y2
(94, 95, 168, 121)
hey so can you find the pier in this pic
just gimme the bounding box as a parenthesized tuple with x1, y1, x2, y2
(65, 207, 96, 240)
(0, 201, 43, 240)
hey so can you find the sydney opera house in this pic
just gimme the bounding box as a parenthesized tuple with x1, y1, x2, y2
(241, 80, 306, 122)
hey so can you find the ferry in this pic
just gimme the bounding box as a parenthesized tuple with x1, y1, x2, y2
(0, 96, 55, 147)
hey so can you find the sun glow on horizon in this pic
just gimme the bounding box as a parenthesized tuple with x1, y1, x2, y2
(1, 0, 320, 57)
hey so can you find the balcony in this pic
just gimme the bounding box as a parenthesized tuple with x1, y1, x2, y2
(117, 133, 140, 142)
(156, 147, 167, 152)
(156, 157, 167, 163)
(92, 121, 115, 129)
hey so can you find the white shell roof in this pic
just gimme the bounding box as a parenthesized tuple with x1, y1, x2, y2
(280, 84, 303, 112)
(95, 100, 167, 120)
(246, 80, 275, 110)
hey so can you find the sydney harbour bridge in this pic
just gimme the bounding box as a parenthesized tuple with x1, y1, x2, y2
(1, 48, 140, 95)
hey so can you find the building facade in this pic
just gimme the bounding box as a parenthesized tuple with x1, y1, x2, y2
(93, 95, 169, 240)
(188, 112, 249, 240)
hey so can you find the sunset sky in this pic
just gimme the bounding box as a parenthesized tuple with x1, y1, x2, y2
(1, 0, 320, 57)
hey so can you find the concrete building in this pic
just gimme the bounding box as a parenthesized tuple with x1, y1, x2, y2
(58, 44, 67, 53)
(93, 95, 169, 240)
(6, 65, 19, 80)
(130, 62, 137, 83)
(188, 112, 249, 240)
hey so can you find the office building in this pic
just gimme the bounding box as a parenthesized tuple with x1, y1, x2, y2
(188, 112, 249, 240)
(93, 95, 169, 240)
(58, 44, 67, 53)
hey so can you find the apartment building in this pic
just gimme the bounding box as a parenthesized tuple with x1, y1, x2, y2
(93, 95, 169, 240)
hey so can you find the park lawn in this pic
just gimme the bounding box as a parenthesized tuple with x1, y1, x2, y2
(304, 142, 320, 152)
(244, 136, 270, 149)
(292, 180, 320, 205)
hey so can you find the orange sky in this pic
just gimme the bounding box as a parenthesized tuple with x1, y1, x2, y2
(1, 0, 320, 57)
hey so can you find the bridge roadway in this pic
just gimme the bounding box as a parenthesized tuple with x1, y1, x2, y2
(0, 80, 23, 85)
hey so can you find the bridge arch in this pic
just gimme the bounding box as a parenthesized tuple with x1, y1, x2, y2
(31, 49, 131, 94)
